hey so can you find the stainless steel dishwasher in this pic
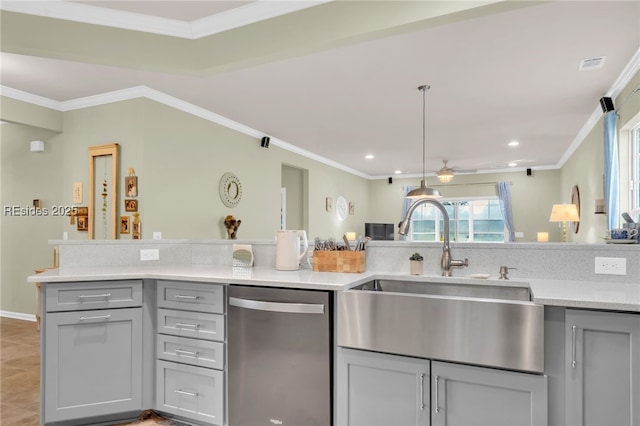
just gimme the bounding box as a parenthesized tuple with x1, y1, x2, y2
(228, 285, 332, 426)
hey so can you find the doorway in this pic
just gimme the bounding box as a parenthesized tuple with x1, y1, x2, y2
(281, 164, 308, 231)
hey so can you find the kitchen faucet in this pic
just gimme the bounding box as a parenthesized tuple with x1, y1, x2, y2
(398, 198, 468, 277)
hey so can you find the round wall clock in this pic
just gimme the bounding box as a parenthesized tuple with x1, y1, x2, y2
(336, 196, 348, 221)
(219, 172, 242, 208)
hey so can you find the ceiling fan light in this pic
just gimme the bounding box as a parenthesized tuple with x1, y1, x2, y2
(437, 171, 454, 183)
(406, 180, 442, 199)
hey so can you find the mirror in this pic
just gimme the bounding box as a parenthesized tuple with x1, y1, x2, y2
(88, 144, 119, 239)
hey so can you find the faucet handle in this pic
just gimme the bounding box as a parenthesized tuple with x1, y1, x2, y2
(451, 258, 469, 268)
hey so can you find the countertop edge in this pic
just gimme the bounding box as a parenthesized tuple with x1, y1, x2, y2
(27, 267, 640, 312)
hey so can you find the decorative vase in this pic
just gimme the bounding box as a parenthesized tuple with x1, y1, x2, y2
(410, 260, 423, 275)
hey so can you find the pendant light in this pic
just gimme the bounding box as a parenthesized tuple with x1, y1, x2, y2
(406, 85, 441, 199)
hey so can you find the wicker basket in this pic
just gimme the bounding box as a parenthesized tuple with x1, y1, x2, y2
(312, 250, 366, 273)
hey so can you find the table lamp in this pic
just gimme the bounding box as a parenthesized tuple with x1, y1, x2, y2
(549, 204, 580, 242)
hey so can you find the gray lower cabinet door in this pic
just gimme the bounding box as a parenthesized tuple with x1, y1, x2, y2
(431, 361, 548, 426)
(565, 309, 640, 426)
(43, 307, 143, 423)
(337, 347, 430, 426)
(156, 360, 224, 425)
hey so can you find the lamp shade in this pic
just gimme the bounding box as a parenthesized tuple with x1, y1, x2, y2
(549, 204, 580, 222)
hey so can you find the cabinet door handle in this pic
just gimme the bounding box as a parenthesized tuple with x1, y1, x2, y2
(175, 348, 199, 357)
(174, 389, 199, 397)
(419, 373, 425, 410)
(434, 375, 440, 414)
(79, 314, 111, 321)
(79, 293, 111, 299)
(174, 294, 199, 300)
(571, 325, 577, 368)
(175, 322, 200, 329)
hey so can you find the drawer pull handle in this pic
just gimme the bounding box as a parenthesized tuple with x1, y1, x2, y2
(174, 389, 199, 398)
(571, 325, 577, 368)
(174, 294, 200, 300)
(79, 314, 111, 321)
(419, 373, 425, 410)
(175, 348, 199, 357)
(175, 322, 200, 329)
(434, 375, 440, 414)
(79, 293, 111, 299)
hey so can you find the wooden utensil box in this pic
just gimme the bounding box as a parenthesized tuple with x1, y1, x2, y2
(312, 250, 366, 273)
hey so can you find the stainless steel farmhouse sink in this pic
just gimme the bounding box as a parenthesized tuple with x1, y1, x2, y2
(338, 279, 544, 373)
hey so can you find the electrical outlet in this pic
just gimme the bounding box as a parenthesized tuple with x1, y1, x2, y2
(153, 232, 162, 240)
(140, 249, 159, 261)
(595, 257, 626, 275)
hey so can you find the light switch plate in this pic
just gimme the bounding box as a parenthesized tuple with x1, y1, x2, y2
(73, 182, 82, 204)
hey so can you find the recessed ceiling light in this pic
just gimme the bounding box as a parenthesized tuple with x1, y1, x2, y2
(365, 154, 374, 159)
(508, 162, 517, 167)
(394, 170, 402, 174)
(508, 141, 519, 147)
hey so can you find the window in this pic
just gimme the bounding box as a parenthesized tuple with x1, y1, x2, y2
(409, 197, 506, 242)
(630, 125, 640, 211)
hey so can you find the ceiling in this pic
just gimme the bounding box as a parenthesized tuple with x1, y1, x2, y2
(1, 1, 639, 179)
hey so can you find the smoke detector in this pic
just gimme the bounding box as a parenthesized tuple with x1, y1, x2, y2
(578, 56, 606, 71)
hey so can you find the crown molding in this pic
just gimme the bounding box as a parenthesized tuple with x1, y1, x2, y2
(0, 84, 369, 178)
(0, 0, 332, 39)
(557, 46, 640, 168)
(0, 86, 62, 110)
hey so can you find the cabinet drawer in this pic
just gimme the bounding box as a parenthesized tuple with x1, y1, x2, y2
(157, 334, 225, 370)
(157, 280, 224, 313)
(156, 360, 224, 426)
(45, 280, 142, 312)
(158, 308, 225, 342)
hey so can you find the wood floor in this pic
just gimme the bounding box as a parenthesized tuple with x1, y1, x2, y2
(0, 317, 41, 425)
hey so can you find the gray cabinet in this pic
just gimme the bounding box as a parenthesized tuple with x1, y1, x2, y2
(431, 361, 547, 426)
(42, 280, 143, 423)
(155, 280, 225, 425)
(337, 348, 547, 426)
(565, 309, 640, 426)
(337, 347, 430, 426)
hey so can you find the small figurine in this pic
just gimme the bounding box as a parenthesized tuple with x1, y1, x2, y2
(224, 215, 241, 240)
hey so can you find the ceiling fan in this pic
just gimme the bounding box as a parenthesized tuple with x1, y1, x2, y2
(434, 160, 478, 183)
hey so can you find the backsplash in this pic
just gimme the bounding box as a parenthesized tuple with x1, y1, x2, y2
(53, 240, 639, 284)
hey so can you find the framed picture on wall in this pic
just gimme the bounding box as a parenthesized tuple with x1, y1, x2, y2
(77, 216, 88, 231)
(125, 176, 138, 197)
(125, 199, 138, 212)
(120, 216, 130, 234)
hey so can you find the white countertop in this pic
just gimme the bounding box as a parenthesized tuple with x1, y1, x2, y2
(29, 265, 640, 312)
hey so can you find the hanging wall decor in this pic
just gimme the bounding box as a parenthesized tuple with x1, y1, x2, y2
(125, 168, 138, 198)
(132, 213, 141, 239)
(125, 199, 138, 212)
(120, 216, 130, 234)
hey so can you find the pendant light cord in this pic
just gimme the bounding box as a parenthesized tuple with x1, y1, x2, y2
(418, 85, 430, 180)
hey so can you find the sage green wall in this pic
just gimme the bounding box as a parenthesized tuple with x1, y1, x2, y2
(0, 96, 370, 315)
(367, 170, 562, 242)
(1, 122, 64, 314)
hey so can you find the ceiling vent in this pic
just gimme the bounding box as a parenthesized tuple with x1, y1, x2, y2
(578, 56, 606, 71)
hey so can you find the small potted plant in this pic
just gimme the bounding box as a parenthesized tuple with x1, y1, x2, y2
(409, 252, 424, 275)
